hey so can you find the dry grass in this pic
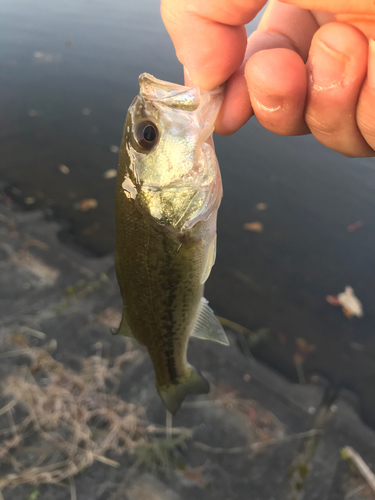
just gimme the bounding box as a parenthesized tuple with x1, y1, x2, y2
(0, 333, 148, 491)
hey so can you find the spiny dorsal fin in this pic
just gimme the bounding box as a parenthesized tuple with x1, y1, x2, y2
(191, 297, 229, 345)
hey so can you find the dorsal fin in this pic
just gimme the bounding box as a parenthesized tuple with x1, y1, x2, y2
(191, 297, 229, 345)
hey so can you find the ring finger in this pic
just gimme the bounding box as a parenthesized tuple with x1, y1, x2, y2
(304, 22, 373, 157)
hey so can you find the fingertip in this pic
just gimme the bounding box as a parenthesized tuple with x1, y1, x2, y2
(183, 24, 248, 90)
(215, 69, 253, 136)
(305, 22, 372, 156)
(245, 48, 308, 135)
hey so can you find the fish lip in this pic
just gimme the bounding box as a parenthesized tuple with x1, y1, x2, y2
(139, 72, 224, 113)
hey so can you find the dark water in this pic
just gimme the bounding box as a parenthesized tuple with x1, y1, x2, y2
(1, 0, 375, 425)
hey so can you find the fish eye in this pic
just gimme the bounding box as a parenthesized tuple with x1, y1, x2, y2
(134, 121, 159, 151)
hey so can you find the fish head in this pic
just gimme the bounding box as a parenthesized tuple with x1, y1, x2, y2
(120, 73, 224, 231)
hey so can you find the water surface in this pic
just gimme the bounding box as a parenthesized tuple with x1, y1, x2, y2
(1, 0, 375, 425)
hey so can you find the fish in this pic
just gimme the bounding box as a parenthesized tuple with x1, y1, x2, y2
(114, 73, 228, 414)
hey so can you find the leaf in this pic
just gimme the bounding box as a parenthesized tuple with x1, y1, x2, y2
(78, 198, 98, 211)
(347, 220, 364, 232)
(58, 164, 70, 174)
(255, 203, 267, 211)
(326, 295, 340, 306)
(244, 222, 263, 232)
(103, 169, 117, 179)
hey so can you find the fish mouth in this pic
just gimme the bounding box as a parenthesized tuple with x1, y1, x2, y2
(139, 73, 224, 115)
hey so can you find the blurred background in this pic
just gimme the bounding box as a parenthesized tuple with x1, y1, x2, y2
(1, 0, 375, 427)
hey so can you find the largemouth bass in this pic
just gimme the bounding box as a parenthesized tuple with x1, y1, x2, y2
(114, 74, 228, 414)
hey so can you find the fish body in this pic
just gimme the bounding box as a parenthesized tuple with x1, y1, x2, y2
(114, 74, 228, 413)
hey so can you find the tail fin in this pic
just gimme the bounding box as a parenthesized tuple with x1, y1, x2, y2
(157, 366, 210, 414)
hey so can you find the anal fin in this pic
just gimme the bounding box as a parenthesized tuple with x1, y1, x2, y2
(191, 297, 229, 345)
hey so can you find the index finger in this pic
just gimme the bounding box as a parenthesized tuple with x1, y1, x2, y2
(161, 0, 268, 90)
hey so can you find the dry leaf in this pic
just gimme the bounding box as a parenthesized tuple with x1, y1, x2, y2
(347, 220, 364, 232)
(337, 286, 363, 318)
(78, 198, 98, 211)
(103, 169, 117, 179)
(326, 295, 341, 306)
(58, 164, 70, 174)
(179, 467, 205, 485)
(244, 222, 263, 232)
(255, 203, 267, 211)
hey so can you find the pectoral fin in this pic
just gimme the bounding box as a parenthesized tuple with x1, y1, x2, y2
(111, 313, 134, 338)
(191, 297, 229, 345)
(201, 234, 217, 284)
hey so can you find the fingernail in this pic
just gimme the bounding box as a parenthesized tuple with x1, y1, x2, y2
(310, 39, 349, 90)
(368, 39, 375, 88)
(184, 66, 192, 87)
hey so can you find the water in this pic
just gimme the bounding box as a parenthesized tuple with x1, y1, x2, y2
(1, 0, 375, 425)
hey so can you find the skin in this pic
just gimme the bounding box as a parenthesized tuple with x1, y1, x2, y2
(161, 0, 375, 157)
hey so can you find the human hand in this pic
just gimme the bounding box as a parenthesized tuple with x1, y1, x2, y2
(161, 0, 375, 157)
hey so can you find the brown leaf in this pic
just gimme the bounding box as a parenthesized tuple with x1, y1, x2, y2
(347, 220, 364, 232)
(78, 199, 98, 211)
(58, 164, 70, 174)
(244, 222, 263, 232)
(255, 202, 267, 211)
(342, 306, 354, 318)
(179, 467, 205, 485)
(326, 295, 341, 306)
(103, 169, 117, 179)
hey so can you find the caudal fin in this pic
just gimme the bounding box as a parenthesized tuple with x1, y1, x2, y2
(157, 366, 210, 414)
